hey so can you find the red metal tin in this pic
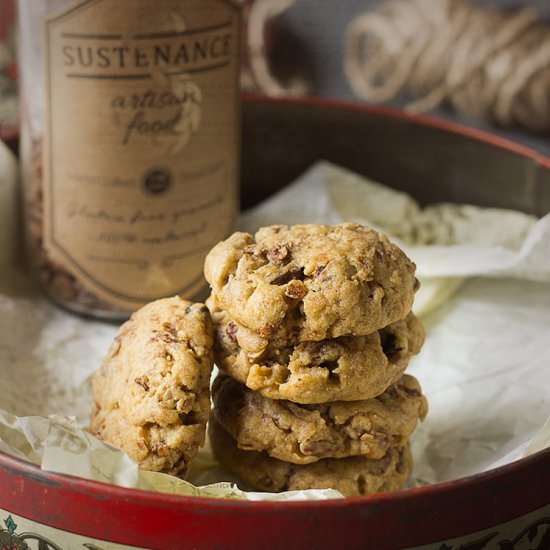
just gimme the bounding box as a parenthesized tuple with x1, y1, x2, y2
(1, 97, 550, 549)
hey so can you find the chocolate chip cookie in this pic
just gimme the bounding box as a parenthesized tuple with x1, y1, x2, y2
(209, 297, 424, 403)
(212, 373, 427, 464)
(90, 297, 214, 477)
(209, 419, 412, 497)
(204, 224, 418, 342)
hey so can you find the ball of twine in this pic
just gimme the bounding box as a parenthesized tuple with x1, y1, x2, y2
(241, 0, 307, 97)
(344, 0, 550, 133)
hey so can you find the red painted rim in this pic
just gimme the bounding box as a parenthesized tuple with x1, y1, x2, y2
(0, 123, 18, 143)
(1, 94, 549, 512)
(1, 444, 549, 510)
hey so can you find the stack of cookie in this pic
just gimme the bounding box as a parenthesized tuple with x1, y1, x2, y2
(204, 223, 427, 497)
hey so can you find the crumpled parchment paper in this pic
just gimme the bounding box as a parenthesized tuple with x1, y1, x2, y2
(1, 145, 549, 498)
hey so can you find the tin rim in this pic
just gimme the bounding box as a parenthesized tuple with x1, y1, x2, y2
(241, 93, 550, 171)
(0, 443, 549, 510)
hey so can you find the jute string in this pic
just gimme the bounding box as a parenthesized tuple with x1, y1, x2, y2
(344, 0, 550, 132)
(241, 0, 307, 97)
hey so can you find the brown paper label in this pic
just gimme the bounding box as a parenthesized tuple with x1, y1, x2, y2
(44, 0, 240, 309)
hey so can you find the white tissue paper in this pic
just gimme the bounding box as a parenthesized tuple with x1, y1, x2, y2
(0, 148, 549, 498)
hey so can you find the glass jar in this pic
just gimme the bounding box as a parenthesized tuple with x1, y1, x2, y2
(18, 0, 241, 319)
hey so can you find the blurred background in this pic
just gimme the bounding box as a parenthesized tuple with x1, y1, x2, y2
(1, 0, 550, 153)
(263, 0, 550, 155)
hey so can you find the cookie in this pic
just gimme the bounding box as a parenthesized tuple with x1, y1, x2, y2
(210, 298, 424, 403)
(212, 373, 427, 464)
(204, 223, 418, 341)
(90, 297, 214, 477)
(209, 419, 412, 497)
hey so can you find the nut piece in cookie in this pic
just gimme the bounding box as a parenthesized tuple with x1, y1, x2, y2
(209, 419, 412, 497)
(90, 297, 214, 477)
(212, 373, 427, 464)
(209, 296, 425, 403)
(204, 223, 418, 341)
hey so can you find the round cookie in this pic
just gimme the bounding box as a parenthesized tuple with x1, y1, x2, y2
(209, 298, 425, 403)
(91, 297, 214, 477)
(209, 419, 412, 497)
(212, 373, 427, 464)
(204, 223, 418, 341)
